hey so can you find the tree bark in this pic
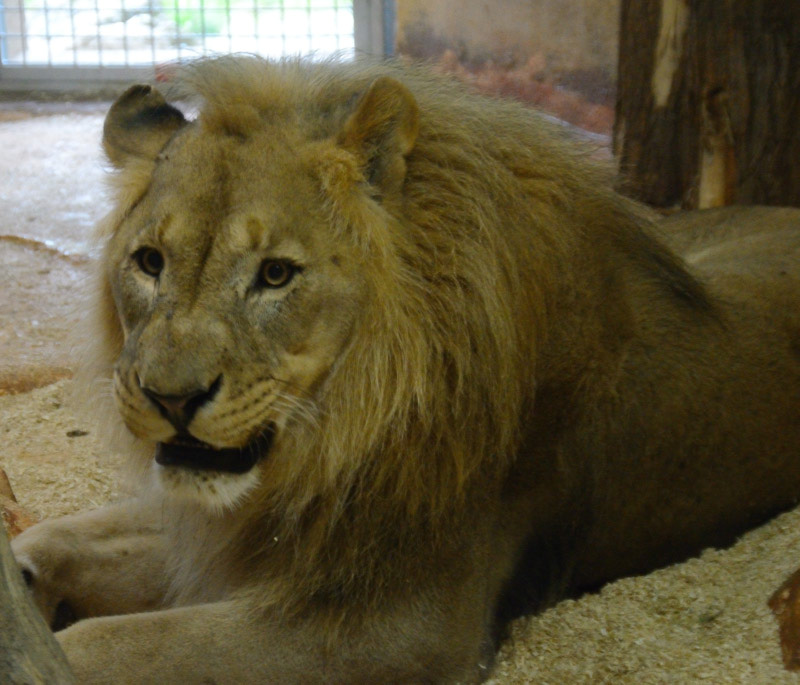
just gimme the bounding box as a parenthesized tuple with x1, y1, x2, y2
(615, 1, 800, 209)
(0, 527, 75, 684)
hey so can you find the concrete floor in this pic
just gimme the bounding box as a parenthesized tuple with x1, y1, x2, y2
(0, 104, 108, 394)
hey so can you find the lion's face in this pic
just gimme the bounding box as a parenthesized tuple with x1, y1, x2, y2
(99, 71, 419, 510)
(106, 122, 367, 508)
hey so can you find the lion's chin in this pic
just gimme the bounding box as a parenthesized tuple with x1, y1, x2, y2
(153, 462, 261, 514)
(149, 427, 274, 513)
(154, 427, 275, 474)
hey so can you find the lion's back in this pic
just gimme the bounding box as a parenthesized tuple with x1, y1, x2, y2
(658, 206, 800, 267)
(657, 206, 800, 312)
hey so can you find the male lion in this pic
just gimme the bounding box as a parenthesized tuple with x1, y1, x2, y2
(12, 56, 800, 683)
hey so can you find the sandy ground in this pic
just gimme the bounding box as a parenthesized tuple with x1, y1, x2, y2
(1, 103, 799, 684)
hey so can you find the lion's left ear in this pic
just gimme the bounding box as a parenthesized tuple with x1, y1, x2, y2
(103, 84, 186, 168)
(338, 76, 419, 197)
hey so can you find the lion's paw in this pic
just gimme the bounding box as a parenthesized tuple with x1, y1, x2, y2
(11, 521, 80, 631)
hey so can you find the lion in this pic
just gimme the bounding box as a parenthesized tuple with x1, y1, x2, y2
(11, 55, 800, 683)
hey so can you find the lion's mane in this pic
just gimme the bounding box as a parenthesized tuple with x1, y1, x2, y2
(88, 56, 707, 615)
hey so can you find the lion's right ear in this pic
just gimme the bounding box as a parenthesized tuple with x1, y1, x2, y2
(103, 85, 186, 168)
(338, 76, 419, 198)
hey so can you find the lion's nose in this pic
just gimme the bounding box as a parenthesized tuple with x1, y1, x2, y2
(140, 376, 221, 430)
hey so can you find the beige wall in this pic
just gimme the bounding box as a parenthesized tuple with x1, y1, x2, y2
(395, 0, 620, 110)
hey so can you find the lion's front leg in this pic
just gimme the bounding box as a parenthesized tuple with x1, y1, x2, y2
(56, 593, 490, 684)
(56, 602, 263, 685)
(11, 498, 170, 630)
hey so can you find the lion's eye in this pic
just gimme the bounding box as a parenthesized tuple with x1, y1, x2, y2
(259, 260, 297, 288)
(134, 247, 164, 277)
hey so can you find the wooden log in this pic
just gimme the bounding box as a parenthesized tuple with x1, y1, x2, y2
(0, 510, 75, 683)
(615, 0, 800, 209)
(0, 469, 39, 539)
(770, 567, 800, 671)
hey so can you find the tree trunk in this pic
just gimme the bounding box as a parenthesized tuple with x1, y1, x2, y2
(0, 527, 75, 684)
(615, 1, 800, 209)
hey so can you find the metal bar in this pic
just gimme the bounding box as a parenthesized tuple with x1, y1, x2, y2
(44, 0, 53, 66)
(22, 0, 29, 66)
(149, 0, 155, 64)
(336, 0, 343, 52)
(280, 0, 285, 55)
(122, 0, 129, 67)
(382, 0, 393, 56)
(94, 0, 101, 65)
(306, 0, 312, 54)
(69, 0, 77, 67)
(0, 1, 9, 64)
(200, 0, 206, 54)
(0, 63, 154, 89)
(227, 0, 233, 54)
(174, 0, 182, 61)
(353, 0, 384, 57)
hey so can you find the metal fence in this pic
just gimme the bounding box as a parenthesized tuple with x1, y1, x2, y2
(0, 0, 364, 71)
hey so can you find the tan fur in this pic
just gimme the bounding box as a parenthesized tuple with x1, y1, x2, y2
(11, 56, 800, 683)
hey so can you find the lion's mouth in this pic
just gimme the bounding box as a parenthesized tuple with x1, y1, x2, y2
(155, 426, 275, 474)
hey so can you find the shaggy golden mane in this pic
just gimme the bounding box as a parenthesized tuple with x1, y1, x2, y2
(99, 58, 701, 523)
(83, 59, 714, 610)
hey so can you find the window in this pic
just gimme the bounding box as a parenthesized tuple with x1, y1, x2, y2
(0, 0, 391, 88)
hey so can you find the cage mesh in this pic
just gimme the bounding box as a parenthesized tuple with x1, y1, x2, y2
(0, 0, 354, 67)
